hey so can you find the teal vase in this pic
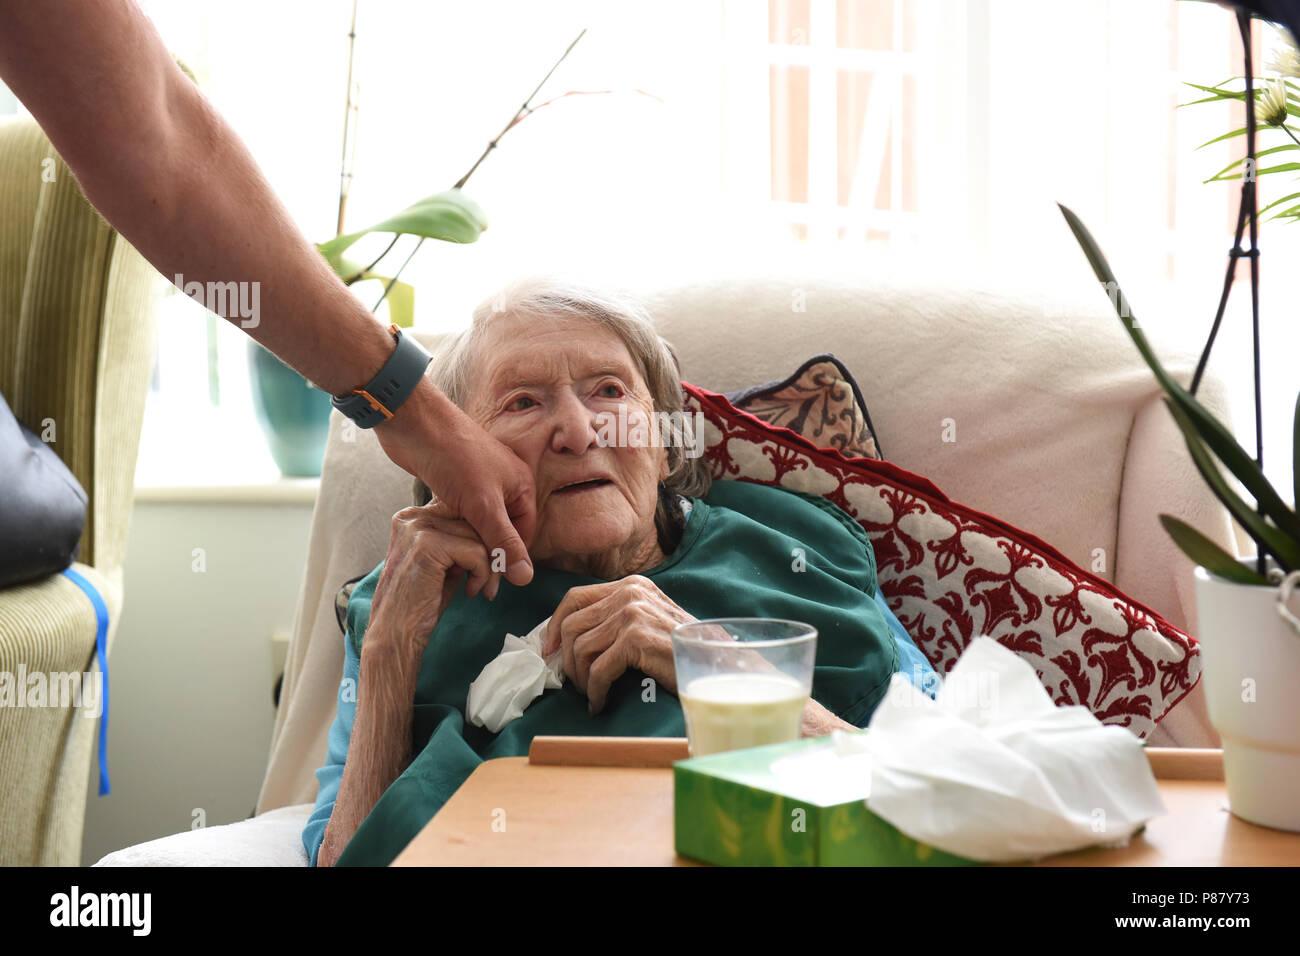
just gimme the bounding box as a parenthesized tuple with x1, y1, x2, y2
(248, 340, 333, 476)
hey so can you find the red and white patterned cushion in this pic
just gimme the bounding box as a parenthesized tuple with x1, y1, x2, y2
(684, 382, 1199, 740)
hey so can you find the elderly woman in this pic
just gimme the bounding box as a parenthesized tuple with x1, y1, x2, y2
(304, 277, 937, 867)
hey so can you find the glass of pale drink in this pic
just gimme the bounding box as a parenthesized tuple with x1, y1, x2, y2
(672, 618, 817, 757)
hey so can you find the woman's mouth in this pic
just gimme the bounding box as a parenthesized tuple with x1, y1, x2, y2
(553, 478, 614, 495)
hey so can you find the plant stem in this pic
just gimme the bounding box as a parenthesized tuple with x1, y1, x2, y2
(1190, 11, 1267, 580)
(453, 28, 587, 190)
(371, 28, 587, 311)
(1242, 12, 1265, 582)
(373, 236, 424, 313)
(342, 234, 399, 286)
(336, 0, 360, 238)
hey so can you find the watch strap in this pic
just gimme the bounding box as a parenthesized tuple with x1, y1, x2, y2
(331, 324, 432, 429)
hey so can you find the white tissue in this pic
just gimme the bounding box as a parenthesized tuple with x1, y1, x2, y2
(793, 636, 1166, 862)
(465, 616, 564, 733)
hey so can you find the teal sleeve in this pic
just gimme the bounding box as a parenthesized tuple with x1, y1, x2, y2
(873, 588, 940, 699)
(302, 634, 360, 867)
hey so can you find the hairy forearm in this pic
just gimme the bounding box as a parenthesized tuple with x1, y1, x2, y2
(317, 633, 422, 867)
(0, 0, 393, 394)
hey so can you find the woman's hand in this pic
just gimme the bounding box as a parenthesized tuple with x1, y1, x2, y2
(541, 575, 696, 714)
(366, 498, 504, 659)
(318, 498, 504, 866)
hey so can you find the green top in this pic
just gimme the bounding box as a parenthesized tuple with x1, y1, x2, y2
(315, 479, 900, 866)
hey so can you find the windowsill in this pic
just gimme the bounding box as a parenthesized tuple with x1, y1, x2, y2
(133, 391, 322, 505)
(133, 476, 320, 505)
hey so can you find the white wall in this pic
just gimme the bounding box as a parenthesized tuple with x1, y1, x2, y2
(81, 494, 315, 866)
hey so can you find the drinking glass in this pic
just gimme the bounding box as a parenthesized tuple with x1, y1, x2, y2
(671, 618, 817, 757)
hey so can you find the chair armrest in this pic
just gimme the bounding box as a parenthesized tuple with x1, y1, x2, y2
(1115, 387, 1241, 639)
(0, 562, 121, 864)
(92, 803, 313, 866)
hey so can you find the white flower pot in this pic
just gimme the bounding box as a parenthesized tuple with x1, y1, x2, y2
(1194, 562, 1300, 832)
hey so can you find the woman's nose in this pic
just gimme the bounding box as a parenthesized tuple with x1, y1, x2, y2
(547, 390, 600, 455)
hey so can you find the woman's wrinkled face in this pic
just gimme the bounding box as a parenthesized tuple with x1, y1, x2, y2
(465, 312, 669, 578)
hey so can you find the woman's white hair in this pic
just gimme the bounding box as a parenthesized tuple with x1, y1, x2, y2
(420, 275, 712, 549)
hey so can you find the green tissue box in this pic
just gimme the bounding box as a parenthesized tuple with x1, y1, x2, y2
(673, 734, 980, 867)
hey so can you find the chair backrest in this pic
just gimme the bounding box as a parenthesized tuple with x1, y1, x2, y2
(256, 274, 1239, 812)
(0, 115, 162, 572)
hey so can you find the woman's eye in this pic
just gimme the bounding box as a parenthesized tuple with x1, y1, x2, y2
(597, 383, 624, 398)
(506, 395, 537, 412)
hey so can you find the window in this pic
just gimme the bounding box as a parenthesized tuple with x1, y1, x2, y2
(14, 0, 1290, 500)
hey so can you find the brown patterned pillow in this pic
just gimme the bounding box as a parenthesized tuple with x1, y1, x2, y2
(725, 354, 883, 460)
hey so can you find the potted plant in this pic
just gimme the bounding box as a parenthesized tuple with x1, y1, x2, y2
(1057, 4, 1300, 831)
(1059, 200, 1300, 831)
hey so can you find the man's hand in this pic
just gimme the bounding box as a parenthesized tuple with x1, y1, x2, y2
(373, 378, 536, 587)
(542, 575, 695, 714)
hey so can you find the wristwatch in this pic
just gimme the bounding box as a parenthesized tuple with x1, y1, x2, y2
(330, 323, 433, 429)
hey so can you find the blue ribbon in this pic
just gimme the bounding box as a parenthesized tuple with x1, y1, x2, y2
(60, 567, 110, 796)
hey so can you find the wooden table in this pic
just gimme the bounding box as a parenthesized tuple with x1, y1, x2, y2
(391, 737, 1300, 866)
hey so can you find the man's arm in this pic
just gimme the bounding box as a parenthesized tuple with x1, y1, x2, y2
(0, 0, 391, 392)
(0, 0, 536, 583)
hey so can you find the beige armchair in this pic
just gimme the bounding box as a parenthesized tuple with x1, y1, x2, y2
(0, 115, 162, 865)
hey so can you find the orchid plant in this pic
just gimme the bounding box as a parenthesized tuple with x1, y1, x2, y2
(1060, 3, 1300, 588)
(315, 19, 588, 327)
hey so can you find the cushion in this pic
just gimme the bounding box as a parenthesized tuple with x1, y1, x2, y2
(0, 390, 87, 588)
(92, 804, 313, 867)
(683, 382, 1200, 740)
(724, 353, 883, 460)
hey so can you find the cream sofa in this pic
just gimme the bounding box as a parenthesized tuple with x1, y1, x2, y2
(94, 274, 1242, 866)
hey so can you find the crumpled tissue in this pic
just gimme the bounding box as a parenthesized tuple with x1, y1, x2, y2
(783, 636, 1167, 862)
(465, 616, 564, 733)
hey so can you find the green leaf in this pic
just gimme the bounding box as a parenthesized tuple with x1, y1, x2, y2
(1182, 80, 1249, 101)
(1182, 95, 1237, 108)
(1159, 515, 1270, 585)
(1196, 127, 1248, 149)
(1163, 398, 1300, 572)
(1194, 124, 1300, 150)
(319, 255, 416, 325)
(317, 188, 487, 260)
(1203, 144, 1300, 182)
(1056, 203, 1300, 550)
(326, 254, 376, 284)
(378, 279, 416, 329)
(1255, 189, 1300, 217)
(1209, 161, 1300, 182)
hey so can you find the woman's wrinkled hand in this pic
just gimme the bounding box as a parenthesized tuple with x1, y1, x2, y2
(367, 498, 504, 659)
(541, 575, 696, 714)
